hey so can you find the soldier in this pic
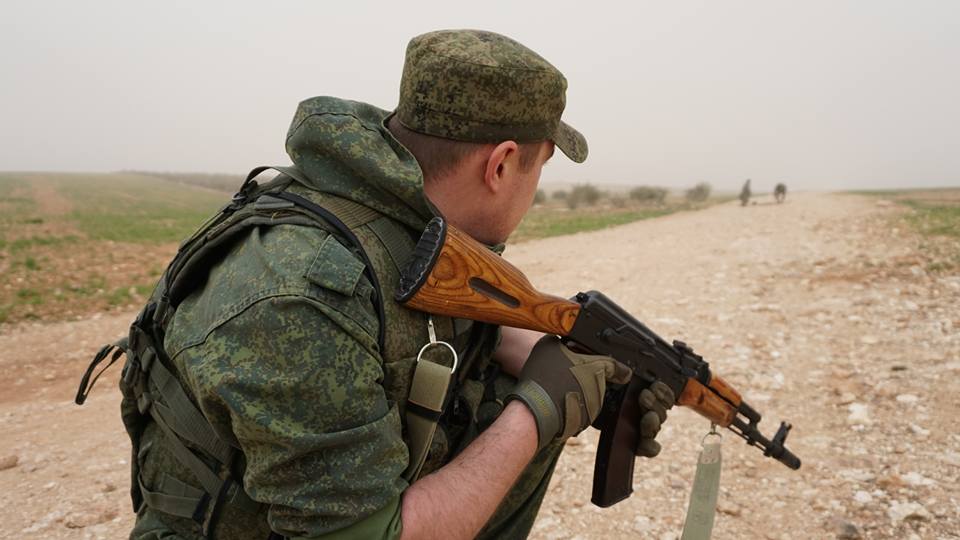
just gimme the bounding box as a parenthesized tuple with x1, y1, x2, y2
(106, 30, 673, 540)
(774, 182, 787, 203)
(739, 178, 752, 206)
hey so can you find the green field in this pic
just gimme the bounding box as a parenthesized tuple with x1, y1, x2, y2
(509, 191, 733, 243)
(0, 172, 720, 325)
(850, 188, 960, 238)
(0, 172, 227, 324)
(0, 172, 227, 244)
(850, 188, 960, 272)
(511, 206, 677, 243)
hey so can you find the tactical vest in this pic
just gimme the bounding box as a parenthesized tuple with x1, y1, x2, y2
(76, 166, 502, 539)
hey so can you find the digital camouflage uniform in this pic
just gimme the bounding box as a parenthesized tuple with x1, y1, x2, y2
(122, 30, 591, 540)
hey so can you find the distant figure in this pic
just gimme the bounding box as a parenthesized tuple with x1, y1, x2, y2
(739, 179, 751, 207)
(774, 183, 787, 203)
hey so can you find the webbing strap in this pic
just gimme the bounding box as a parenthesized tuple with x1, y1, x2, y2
(402, 359, 454, 482)
(681, 434, 723, 540)
(138, 473, 206, 520)
(246, 166, 382, 228)
(147, 402, 260, 513)
(148, 403, 226, 498)
(367, 216, 416, 273)
(147, 359, 234, 465)
(75, 337, 128, 405)
(313, 195, 383, 230)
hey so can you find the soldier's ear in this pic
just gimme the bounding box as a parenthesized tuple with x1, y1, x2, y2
(483, 141, 519, 194)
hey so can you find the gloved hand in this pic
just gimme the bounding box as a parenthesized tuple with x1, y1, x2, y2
(635, 380, 675, 457)
(507, 335, 632, 451)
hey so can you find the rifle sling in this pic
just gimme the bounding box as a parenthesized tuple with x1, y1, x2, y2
(403, 357, 454, 482)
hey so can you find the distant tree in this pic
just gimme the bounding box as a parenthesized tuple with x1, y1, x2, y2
(552, 190, 568, 200)
(567, 184, 601, 209)
(629, 186, 668, 205)
(685, 182, 712, 203)
(533, 189, 547, 205)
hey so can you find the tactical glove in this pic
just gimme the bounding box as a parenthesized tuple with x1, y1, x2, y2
(507, 335, 632, 452)
(635, 380, 675, 457)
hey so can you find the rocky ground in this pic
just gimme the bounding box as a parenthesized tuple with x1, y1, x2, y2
(1, 192, 958, 539)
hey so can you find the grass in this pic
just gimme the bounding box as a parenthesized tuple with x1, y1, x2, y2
(55, 173, 226, 243)
(8, 235, 79, 252)
(107, 283, 156, 306)
(852, 188, 960, 272)
(16, 288, 43, 305)
(902, 200, 960, 238)
(850, 188, 960, 239)
(0, 176, 37, 226)
(0, 172, 226, 244)
(512, 207, 676, 242)
(65, 276, 108, 297)
(510, 194, 729, 243)
(0, 172, 226, 325)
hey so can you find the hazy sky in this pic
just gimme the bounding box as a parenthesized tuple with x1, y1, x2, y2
(1, 1, 958, 191)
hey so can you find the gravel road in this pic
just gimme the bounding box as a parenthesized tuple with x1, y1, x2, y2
(2, 192, 958, 539)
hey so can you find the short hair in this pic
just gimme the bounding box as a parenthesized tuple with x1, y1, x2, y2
(387, 116, 542, 183)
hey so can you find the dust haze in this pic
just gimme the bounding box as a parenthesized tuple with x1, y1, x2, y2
(1, 1, 959, 191)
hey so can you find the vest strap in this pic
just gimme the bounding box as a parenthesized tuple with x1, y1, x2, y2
(146, 356, 234, 465)
(367, 216, 416, 273)
(147, 398, 226, 499)
(138, 473, 207, 521)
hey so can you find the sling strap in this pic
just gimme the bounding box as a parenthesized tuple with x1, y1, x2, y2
(403, 355, 455, 482)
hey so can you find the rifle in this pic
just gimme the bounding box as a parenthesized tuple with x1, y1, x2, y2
(396, 217, 801, 507)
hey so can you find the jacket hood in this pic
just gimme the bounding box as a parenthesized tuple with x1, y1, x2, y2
(285, 96, 434, 231)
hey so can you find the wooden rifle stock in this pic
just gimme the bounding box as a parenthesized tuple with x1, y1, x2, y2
(396, 218, 801, 507)
(397, 218, 581, 335)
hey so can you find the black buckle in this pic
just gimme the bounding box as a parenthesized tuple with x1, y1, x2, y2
(75, 340, 127, 405)
(226, 180, 259, 212)
(137, 390, 154, 414)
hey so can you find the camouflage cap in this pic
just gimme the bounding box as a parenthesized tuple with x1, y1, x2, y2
(396, 29, 588, 163)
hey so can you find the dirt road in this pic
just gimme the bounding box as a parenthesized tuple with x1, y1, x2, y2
(2, 193, 958, 539)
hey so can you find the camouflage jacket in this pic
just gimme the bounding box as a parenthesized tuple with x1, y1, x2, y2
(130, 97, 564, 540)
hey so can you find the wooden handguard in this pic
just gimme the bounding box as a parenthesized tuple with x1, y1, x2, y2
(677, 378, 737, 427)
(396, 217, 581, 336)
(707, 374, 742, 407)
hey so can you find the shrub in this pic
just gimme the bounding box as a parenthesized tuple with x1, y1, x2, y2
(630, 186, 668, 205)
(567, 184, 602, 209)
(552, 190, 568, 200)
(533, 189, 547, 205)
(685, 182, 712, 203)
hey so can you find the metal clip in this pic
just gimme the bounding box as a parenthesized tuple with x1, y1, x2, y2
(702, 423, 722, 445)
(416, 316, 458, 373)
(427, 316, 438, 343)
